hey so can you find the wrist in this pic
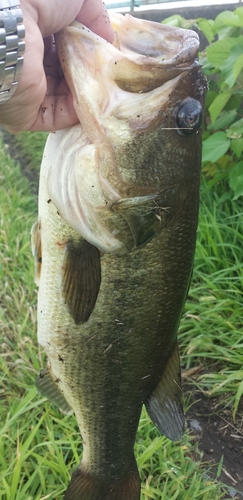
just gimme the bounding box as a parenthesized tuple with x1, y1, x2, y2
(0, 0, 25, 103)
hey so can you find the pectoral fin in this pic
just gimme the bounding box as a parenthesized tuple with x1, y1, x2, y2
(62, 239, 101, 325)
(36, 367, 72, 415)
(145, 342, 184, 441)
(31, 219, 42, 286)
(112, 193, 172, 249)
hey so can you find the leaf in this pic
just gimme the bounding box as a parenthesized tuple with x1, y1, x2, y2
(209, 91, 233, 123)
(217, 25, 239, 41)
(233, 53, 243, 81)
(230, 138, 243, 159)
(202, 154, 232, 179)
(206, 38, 238, 67)
(221, 44, 243, 88)
(207, 36, 243, 65)
(205, 90, 217, 109)
(202, 132, 230, 163)
(225, 93, 242, 112)
(162, 15, 194, 29)
(215, 10, 243, 28)
(207, 109, 237, 131)
(235, 7, 243, 22)
(197, 19, 215, 44)
(226, 117, 243, 138)
(216, 455, 224, 479)
(229, 161, 243, 199)
(228, 116, 243, 131)
(233, 379, 243, 420)
(161, 15, 184, 27)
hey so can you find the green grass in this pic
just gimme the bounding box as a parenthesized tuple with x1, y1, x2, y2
(10, 130, 48, 174)
(1, 132, 242, 499)
(179, 182, 243, 419)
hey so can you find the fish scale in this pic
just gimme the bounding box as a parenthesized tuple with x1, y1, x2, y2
(32, 12, 207, 500)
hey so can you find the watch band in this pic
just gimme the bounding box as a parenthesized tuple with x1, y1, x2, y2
(0, 0, 25, 103)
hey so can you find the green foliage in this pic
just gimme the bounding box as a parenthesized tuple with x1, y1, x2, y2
(163, 7, 243, 200)
(202, 131, 230, 164)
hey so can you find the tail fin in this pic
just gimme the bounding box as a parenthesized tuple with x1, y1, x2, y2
(64, 461, 140, 500)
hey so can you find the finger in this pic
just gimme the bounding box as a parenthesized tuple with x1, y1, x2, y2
(21, 0, 84, 37)
(1, 1, 114, 132)
(0, 18, 47, 133)
(29, 91, 78, 132)
(24, 0, 114, 42)
(76, 0, 114, 42)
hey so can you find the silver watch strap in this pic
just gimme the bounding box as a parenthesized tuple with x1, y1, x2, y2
(0, 0, 25, 103)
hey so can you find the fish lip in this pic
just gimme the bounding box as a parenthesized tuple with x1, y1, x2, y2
(56, 18, 200, 101)
(109, 12, 199, 67)
(64, 13, 200, 67)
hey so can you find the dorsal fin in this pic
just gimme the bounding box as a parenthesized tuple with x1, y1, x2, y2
(62, 239, 101, 325)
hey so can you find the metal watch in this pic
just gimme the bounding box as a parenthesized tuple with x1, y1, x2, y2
(0, 0, 25, 103)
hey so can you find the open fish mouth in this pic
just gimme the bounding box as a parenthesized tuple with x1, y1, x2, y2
(55, 13, 202, 131)
(110, 13, 200, 92)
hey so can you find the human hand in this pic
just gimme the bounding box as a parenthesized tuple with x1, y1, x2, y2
(0, 0, 114, 133)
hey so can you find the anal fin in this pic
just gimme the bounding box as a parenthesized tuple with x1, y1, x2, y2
(36, 367, 72, 415)
(145, 342, 184, 441)
(62, 239, 101, 325)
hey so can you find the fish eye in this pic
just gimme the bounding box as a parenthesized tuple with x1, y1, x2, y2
(176, 98, 202, 136)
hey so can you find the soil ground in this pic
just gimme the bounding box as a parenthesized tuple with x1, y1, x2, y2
(185, 383, 243, 498)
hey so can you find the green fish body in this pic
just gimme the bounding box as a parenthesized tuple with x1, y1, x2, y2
(32, 13, 206, 500)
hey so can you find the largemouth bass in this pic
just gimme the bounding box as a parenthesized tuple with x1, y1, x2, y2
(32, 13, 206, 500)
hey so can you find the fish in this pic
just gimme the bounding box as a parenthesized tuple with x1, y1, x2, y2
(32, 12, 207, 500)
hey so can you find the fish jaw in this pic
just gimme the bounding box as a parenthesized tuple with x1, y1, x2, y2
(55, 13, 201, 142)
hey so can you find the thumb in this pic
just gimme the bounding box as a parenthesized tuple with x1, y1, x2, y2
(21, 0, 114, 42)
